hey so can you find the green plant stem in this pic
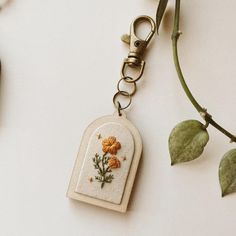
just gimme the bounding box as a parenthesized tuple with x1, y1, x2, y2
(93, 153, 113, 188)
(171, 0, 236, 143)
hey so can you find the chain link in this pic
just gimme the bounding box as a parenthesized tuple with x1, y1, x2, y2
(113, 61, 145, 115)
(117, 76, 137, 96)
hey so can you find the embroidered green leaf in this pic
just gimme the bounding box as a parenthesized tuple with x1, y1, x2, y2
(169, 120, 209, 165)
(219, 149, 236, 197)
(156, 0, 168, 33)
(93, 153, 113, 188)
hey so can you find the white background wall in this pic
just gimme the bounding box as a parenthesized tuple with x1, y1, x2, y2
(0, 0, 236, 235)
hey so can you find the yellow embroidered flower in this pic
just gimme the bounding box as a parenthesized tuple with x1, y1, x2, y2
(108, 156, 121, 169)
(102, 136, 121, 154)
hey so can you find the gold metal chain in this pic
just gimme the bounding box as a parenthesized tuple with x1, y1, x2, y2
(113, 15, 156, 116)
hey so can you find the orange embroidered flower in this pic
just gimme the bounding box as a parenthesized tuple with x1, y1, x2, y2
(102, 136, 121, 154)
(108, 156, 121, 169)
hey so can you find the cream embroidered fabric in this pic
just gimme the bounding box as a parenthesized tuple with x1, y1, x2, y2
(76, 122, 134, 204)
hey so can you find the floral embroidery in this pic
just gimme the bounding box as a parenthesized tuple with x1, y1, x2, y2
(102, 136, 121, 155)
(108, 156, 121, 169)
(92, 136, 122, 188)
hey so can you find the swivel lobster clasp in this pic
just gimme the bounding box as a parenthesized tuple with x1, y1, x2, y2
(121, 15, 156, 66)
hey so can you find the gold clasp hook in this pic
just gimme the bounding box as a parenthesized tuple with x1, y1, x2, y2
(121, 15, 156, 66)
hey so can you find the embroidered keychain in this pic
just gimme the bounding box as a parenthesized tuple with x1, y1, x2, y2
(158, 0, 236, 197)
(67, 16, 156, 212)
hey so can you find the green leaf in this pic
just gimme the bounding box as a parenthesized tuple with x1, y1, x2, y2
(169, 120, 209, 165)
(156, 0, 168, 34)
(219, 149, 236, 197)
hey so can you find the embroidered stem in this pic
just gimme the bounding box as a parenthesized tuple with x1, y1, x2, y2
(171, 0, 236, 143)
(93, 153, 114, 188)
